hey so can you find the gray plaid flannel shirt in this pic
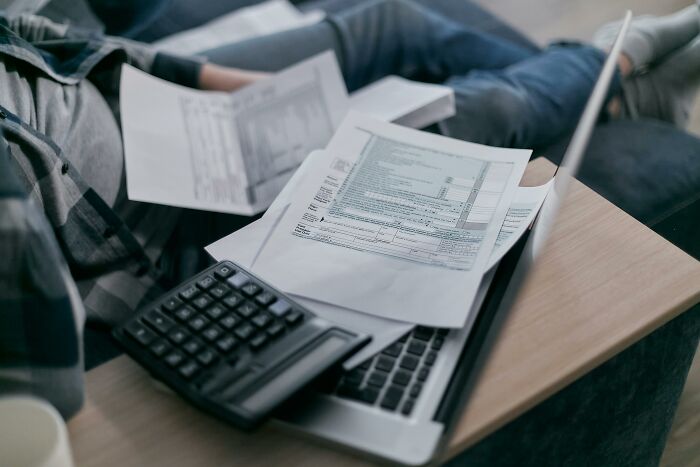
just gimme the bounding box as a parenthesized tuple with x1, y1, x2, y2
(0, 13, 202, 419)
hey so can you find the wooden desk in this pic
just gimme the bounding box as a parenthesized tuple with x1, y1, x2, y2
(68, 159, 700, 466)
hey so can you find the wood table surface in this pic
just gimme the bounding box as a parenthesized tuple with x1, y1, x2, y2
(68, 158, 700, 466)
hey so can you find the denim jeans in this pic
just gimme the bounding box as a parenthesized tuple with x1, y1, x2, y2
(204, 0, 618, 150)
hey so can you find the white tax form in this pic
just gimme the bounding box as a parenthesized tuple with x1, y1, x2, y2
(120, 51, 348, 215)
(253, 113, 531, 327)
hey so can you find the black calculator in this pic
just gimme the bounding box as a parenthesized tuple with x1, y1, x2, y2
(113, 260, 370, 430)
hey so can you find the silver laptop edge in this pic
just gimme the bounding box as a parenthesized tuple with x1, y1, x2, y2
(278, 12, 632, 466)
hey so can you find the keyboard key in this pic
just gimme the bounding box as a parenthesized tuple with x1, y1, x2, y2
(399, 355, 419, 371)
(187, 315, 209, 332)
(197, 275, 216, 290)
(236, 302, 258, 319)
(164, 350, 185, 367)
(401, 399, 415, 416)
(345, 369, 366, 385)
(234, 323, 255, 341)
(143, 309, 175, 334)
(167, 326, 189, 345)
(380, 385, 404, 411)
(431, 337, 444, 350)
(409, 383, 422, 398)
(208, 284, 231, 299)
(162, 296, 183, 312)
(196, 349, 217, 367)
(376, 356, 396, 372)
(222, 293, 244, 309)
(182, 339, 204, 355)
(392, 370, 412, 387)
(216, 335, 238, 353)
(417, 367, 431, 382)
(251, 313, 272, 329)
(126, 322, 156, 346)
(367, 371, 388, 388)
(255, 291, 276, 306)
(227, 272, 250, 289)
(241, 283, 261, 297)
(250, 333, 269, 350)
(407, 340, 427, 356)
(382, 342, 403, 358)
(359, 386, 380, 404)
(285, 310, 303, 327)
(174, 306, 196, 322)
(202, 325, 224, 342)
(205, 304, 226, 320)
(425, 350, 438, 366)
(149, 339, 171, 357)
(192, 294, 214, 311)
(179, 284, 200, 301)
(268, 300, 291, 317)
(413, 326, 434, 341)
(266, 322, 285, 338)
(178, 360, 199, 379)
(219, 314, 239, 330)
(214, 264, 235, 279)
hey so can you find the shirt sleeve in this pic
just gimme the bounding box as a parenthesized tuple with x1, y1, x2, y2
(0, 138, 86, 420)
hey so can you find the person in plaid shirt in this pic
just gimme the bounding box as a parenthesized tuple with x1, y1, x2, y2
(2, 1, 698, 420)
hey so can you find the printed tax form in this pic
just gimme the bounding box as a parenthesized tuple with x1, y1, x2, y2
(121, 51, 348, 215)
(252, 113, 531, 327)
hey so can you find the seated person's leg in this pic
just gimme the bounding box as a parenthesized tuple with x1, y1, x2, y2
(203, 0, 535, 91)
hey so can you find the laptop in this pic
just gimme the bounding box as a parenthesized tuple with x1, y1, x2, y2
(276, 12, 632, 466)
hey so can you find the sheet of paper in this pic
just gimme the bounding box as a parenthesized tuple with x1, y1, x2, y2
(253, 113, 530, 327)
(487, 180, 553, 270)
(120, 51, 348, 215)
(348, 76, 455, 129)
(153, 0, 324, 55)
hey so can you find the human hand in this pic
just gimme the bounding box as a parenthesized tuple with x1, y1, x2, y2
(198, 63, 271, 92)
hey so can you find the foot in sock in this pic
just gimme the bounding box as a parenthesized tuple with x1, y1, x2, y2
(593, 5, 700, 73)
(620, 36, 700, 128)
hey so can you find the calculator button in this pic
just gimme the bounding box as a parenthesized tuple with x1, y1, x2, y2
(380, 385, 404, 411)
(266, 322, 285, 338)
(222, 293, 244, 309)
(241, 283, 261, 297)
(413, 326, 434, 341)
(174, 305, 196, 322)
(227, 272, 250, 289)
(255, 291, 275, 306)
(407, 340, 427, 356)
(178, 360, 200, 380)
(144, 309, 175, 334)
(236, 302, 258, 319)
(126, 322, 156, 346)
(149, 339, 171, 357)
(216, 335, 238, 353)
(168, 327, 189, 345)
(249, 333, 269, 351)
(187, 315, 209, 332)
(233, 323, 255, 341)
(192, 294, 214, 311)
(376, 356, 396, 372)
(219, 314, 239, 330)
(382, 342, 403, 358)
(268, 300, 291, 317)
(164, 351, 185, 367)
(205, 304, 226, 320)
(392, 370, 411, 387)
(251, 313, 272, 329)
(409, 383, 422, 398)
(179, 285, 200, 301)
(214, 264, 235, 279)
(431, 337, 444, 350)
(197, 276, 216, 290)
(162, 296, 183, 312)
(202, 325, 224, 342)
(183, 339, 204, 355)
(285, 310, 303, 327)
(196, 349, 217, 367)
(425, 350, 438, 366)
(209, 284, 231, 299)
(367, 371, 388, 388)
(400, 355, 419, 371)
(417, 367, 431, 382)
(401, 400, 415, 416)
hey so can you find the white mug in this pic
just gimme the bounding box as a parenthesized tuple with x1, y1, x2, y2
(0, 396, 75, 467)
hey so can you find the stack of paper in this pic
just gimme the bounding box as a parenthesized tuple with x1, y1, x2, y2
(153, 0, 325, 56)
(206, 113, 552, 367)
(120, 51, 457, 216)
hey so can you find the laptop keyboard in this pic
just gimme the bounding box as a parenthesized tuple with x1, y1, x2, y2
(328, 326, 449, 416)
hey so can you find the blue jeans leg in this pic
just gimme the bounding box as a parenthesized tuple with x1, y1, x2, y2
(441, 44, 621, 149)
(203, 0, 535, 91)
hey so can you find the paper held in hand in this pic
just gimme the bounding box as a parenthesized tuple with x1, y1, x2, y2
(251, 113, 531, 328)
